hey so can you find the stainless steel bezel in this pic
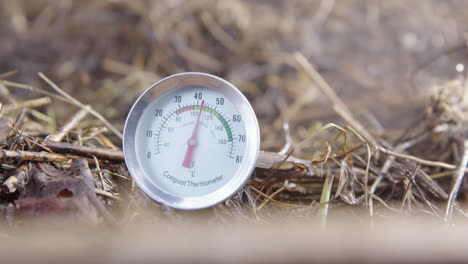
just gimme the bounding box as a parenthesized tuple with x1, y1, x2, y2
(123, 72, 260, 210)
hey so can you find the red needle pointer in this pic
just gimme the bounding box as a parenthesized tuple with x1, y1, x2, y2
(182, 100, 205, 168)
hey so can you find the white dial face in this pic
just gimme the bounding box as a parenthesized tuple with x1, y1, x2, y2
(135, 86, 247, 197)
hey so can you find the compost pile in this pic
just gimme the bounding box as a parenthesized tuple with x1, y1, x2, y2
(1, 0, 468, 227)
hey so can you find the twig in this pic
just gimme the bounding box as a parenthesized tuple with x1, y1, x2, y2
(250, 186, 310, 208)
(42, 140, 124, 162)
(1, 165, 28, 193)
(0, 149, 108, 165)
(1, 97, 51, 114)
(241, 187, 261, 221)
(1, 176, 18, 193)
(400, 166, 418, 211)
(378, 146, 456, 170)
(29, 109, 54, 127)
(102, 59, 160, 80)
(346, 125, 372, 205)
(376, 134, 448, 200)
(92, 169, 129, 180)
(410, 170, 442, 218)
(369, 132, 451, 216)
(171, 34, 223, 72)
(430, 169, 468, 179)
(278, 119, 293, 156)
(445, 140, 468, 222)
(416, 169, 448, 200)
(0, 80, 70, 103)
(311, 0, 335, 26)
(294, 52, 379, 149)
(92, 155, 106, 193)
(199, 11, 240, 54)
(81, 127, 108, 142)
(97, 134, 118, 150)
(369, 143, 405, 217)
(38, 73, 123, 139)
(94, 188, 119, 200)
(255, 150, 312, 170)
(47, 108, 88, 142)
(0, 163, 16, 170)
(256, 186, 285, 210)
(0, 149, 69, 162)
(0, 70, 17, 79)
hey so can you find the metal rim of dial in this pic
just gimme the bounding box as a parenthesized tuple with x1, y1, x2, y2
(123, 72, 260, 210)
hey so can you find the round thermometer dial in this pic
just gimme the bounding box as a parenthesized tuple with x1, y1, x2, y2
(123, 72, 260, 209)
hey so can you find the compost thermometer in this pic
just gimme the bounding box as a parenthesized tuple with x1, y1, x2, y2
(123, 72, 260, 209)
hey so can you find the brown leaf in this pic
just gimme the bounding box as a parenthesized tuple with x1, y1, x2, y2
(22, 160, 94, 199)
(14, 159, 101, 225)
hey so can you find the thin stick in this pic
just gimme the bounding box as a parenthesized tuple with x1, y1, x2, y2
(98, 134, 118, 150)
(255, 150, 312, 170)
(0, 165, 27, 193)
(410, 171, 442, 218)
(1, 97, 51, 114)
(1, 176, 18, 193)
(0, 70, 18, 79)
(199, 11, 239, 54)
(445, 140, 468, 222)
(81, 127, 108, 142)
(400, 168, 417, 211)
(278, 119, 293, 156)
(92, 169, 129, 180)
(38, 73, 123, 139)
(346, 125, 371, 205)
(311, 0, 335, 26)
(0, 149, 102, 165)
(369, 142, 408, 217)
(294, 52, 379, 148)
(378, 146, 456, 170)
(94, 188, 119, 200)
(250, 186, 310, 208)
(0, 163, 16, 170)
(414, 169, 448, 200)
(257, 186, 285, 210)
(430, 169, 468, 179)
(42, 140, 124, 162)
(92, 155, 106, 192)
(47, 108, 88, 142)
(29, 109, 54, 126)
(0, 80, 70, 103)
(0, 149, 69, 162)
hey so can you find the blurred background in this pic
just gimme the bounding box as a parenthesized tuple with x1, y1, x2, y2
(2, 0, 468, 146)
(2, 1, 468, 262)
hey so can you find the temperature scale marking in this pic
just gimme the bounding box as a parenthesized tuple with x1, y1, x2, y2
(175, 104, 233, 142)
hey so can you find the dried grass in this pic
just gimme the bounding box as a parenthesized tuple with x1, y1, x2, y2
(0, 0, 468, 229)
